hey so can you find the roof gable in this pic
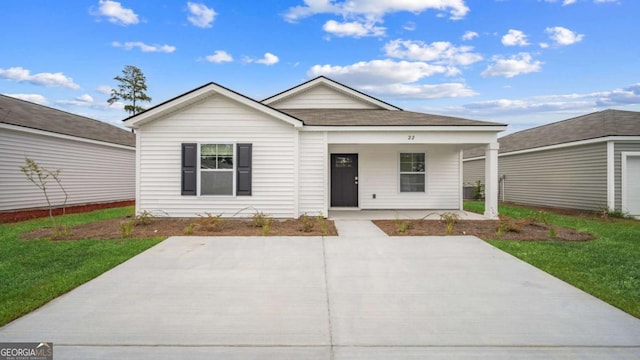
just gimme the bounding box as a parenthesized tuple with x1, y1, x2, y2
(123, 82, 303, 129)
(0, 94, 135, 147)
(262, 76, 401, 110)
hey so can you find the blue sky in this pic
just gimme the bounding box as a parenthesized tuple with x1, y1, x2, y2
(1, 0, 639, 134)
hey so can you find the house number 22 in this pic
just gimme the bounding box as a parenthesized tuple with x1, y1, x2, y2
(407, 135, 415, 140)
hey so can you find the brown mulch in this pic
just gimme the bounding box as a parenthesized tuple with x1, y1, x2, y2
(373, 217, 594, 241)
(0, 200, 135, 223)
(21, 216, 338, 240)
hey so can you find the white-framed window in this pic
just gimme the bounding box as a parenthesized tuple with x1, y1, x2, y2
(400, 152, 426, 192)
(199, 143, 234, 195)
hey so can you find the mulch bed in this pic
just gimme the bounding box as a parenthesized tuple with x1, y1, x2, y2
(21, 216, 338, 240)
(0, 200, 135, 223)
(373, 218, 594, 241)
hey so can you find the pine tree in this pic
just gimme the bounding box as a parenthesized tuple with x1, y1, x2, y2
(108, 65, 151, 115)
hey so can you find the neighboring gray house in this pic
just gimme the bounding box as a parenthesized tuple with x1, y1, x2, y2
(124, 77, 506, 219)
(0, 94, 136, 212)
(463, 109, 640, 215)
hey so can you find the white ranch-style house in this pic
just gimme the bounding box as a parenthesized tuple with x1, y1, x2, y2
(124, 77, 505, 219)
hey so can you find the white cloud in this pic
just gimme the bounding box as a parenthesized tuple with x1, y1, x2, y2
(545, 26, 584, 46)
(384, 39, 483, 67)
(362, 82, 477, 99)
(187, 2, 216, 28)
(4, 93, 48, 105)
(56, 94, 99, 108)
(308, 59, 448, 85)
(96, 85, 113, 94)
(462, 31, 478, 41)
(93, 0, 139, 25)
(323, 19, 385, 37)
(246, 52, 280, 65)
(403, 21, 416, 31)
(205, 50, 233, 63)
(539, 42, 549, 48)
(542, 0, 576, 5)
(284, 0, 470, 22)
(481, 53, 542, 78)
(447, 83, 640, 120)
(0, 67, 80, 89)
(501, 29, 530, 46)
(112, 41, 176, 53)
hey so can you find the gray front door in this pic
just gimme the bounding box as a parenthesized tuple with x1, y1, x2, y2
(331, 154, 358, 207)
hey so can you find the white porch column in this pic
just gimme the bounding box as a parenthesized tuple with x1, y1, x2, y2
(484, 142, 499, 219)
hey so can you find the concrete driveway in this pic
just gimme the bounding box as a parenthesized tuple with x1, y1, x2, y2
(1, 220, 639, 359)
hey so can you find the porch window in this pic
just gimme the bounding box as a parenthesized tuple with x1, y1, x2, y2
(200, 144, 233, 195)
(400, 152, 425, 192)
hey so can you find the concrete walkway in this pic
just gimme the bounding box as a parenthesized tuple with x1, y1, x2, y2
(1, 221, 639, 359)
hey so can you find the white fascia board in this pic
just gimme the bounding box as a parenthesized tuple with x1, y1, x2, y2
(463, 136, 640, 161)
(262, 77, 400, 110)
(0, 122, 135, 151)
(124, 83, 303, 129)
(301, 125, 507, 132)
(327, 130, 499, 144)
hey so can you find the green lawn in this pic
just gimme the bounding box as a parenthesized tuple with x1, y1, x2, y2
(465, 201, 640, 318)
(0, 207, 163, 326)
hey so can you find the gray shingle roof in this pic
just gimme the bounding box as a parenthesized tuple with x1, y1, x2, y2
(0, 94, 135, 147)
(280, 109, 505, 127)
(464, 109, 640, 158)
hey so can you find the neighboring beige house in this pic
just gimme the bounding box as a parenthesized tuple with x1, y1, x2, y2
(0, 94, 135, 212)
(124, 76, 505, 219)
(464, 109, 640, 216)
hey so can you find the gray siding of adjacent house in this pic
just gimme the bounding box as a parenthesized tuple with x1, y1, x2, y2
(614, 141, 640, 211)
(463, 142, 608, 211)
(0, 127, 135, 211)
(463, 158, 485, 185)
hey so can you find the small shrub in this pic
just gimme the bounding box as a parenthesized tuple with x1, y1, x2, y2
(299, 214, 314, 232)
(261, 219, 272, 236)
(196, 212, 224, 232)
(598, 206, 632, 219)
(472, 180, 485, 200)
(120, 220, 134, 238)
(251, 211, 269, 227)
(394, 214, 412, 234)
(528, 210, 551, 225)
(20, 157, 68, 230)
(548, 225, 557, 238)
(440, 212, 460, 235)
(184, 223, 196, 235)
(317, 212, 329, 235)
(496, 219, 521, 236)
(134, 210, 155, 226)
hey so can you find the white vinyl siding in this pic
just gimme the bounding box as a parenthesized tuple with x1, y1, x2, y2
(137, 94, 296, 218)
(330, 144, 460, 209)
(614, 142, 640, 211)
(466, 142, 609, 211)
(298, 132, 327, 216)
(0, 127, 134, 211)
(270, 84, 381, 109)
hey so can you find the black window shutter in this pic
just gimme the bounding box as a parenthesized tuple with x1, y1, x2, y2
(236, 143, 252, 196)
(181, 143, 197, 195)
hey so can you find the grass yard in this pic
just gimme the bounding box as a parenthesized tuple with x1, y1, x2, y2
(465, 201, 640, 318)
(0, 206, 163, 326)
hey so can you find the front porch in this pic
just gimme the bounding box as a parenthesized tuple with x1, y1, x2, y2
(328, 209, 487, 220)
